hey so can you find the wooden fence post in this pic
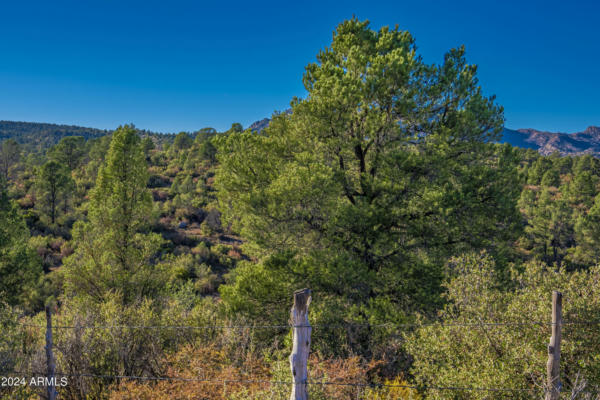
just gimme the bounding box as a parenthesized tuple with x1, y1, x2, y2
(45, 305, 58, 400)
(545, 291, 562, 400)
(290, 288, 311, 400)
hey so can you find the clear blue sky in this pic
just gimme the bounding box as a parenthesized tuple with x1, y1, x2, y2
(0, 0, 598, 133)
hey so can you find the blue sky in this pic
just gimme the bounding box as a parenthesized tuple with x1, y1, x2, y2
(0, 0, 598, 133)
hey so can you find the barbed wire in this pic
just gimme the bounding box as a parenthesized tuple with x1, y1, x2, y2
(16, 319, 600, 330)
(20, 323, 291, 330)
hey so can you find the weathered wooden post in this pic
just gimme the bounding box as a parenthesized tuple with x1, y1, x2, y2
(290, 288, 311, 400)
(45, 305, 58, 400)
(545, 291, 562, 400)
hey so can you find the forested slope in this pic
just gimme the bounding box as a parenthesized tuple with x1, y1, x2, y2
(0, 121, 109, 152)
(2, 18, 600, 400)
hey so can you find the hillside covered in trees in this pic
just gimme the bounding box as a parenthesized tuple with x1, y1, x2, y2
(0, 121, 110, 153)
(2, 19, 600, 399)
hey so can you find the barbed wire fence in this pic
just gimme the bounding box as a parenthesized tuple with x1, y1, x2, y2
(4, 289, 600, 399)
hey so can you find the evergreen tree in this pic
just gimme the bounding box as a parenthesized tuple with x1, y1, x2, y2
(517, 187, 537, 218)
(141, 136, 155, 160)
(0, 180, 42, 307)
(37, 160, 71, 224)
(573, 154, 600, 176)
(199, 140, 217, 163)
(527, 157, 553, 185)
(555, 155, 573, 175)
(63, 125, 164, 305)
(566, 170, 597, 208)
(196, 127, 217, 140)
(0, 139, 20, 182)
(571, 193, 600, 266)
(525, 188, 573, 268)
(48, 136, 85, 170)
(216, 18, 521, 326)
(540, 168, 560, 187)
(227, 123, 243, 134)
(173, 132, 193, 150)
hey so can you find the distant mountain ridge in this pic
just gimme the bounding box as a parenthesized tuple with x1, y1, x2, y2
(501, 126, 600, 156)
(248, 118, 270, 133)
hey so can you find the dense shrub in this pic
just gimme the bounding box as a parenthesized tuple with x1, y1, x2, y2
(406, 252, 600, 399)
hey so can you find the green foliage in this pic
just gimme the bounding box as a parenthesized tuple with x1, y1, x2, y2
(0, 138, 20, 181)
(63, 125, 165, 305)
(200, 219, 215, 236)
(199, 139, 217, 163)
(524, 188, 573, 268)
(6, 17, 600, 400)
(216, 18, 520, 328)
(220, 253, 300, 325)
(171, 173, 194, 196)
(0, 183, 42, 308)
(227, 122, 243, 134)
(540, 168, 560, 187)
(196, 127, 217, 137)
(407, 252, 600, 399)
(37, 160, 72, 224)
(0, 302, 31, 400)
(555, 155, 573, 175)
(570, 193, 600, 266)
(55, 297, 165, 399)
(573, 154, 600, 176)
(173, 132, 193, 150)
(48, 136, 86, 170)
(527, 156, 553, 185)
(516, 153, 600, 269)
(164, 253, 220, 295)
(141, 136, 155, 159)
(0, 120, 106, 153)
(566, 170, 597, 207)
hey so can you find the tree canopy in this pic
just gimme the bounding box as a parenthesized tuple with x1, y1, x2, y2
(48, 135, 86, 170)
(0, 139, 20, 181)
(63, 125, 164, 305)
(37, 160, 71, 224)
(0, 181, 42, 308)
(216, 18, 522, 326)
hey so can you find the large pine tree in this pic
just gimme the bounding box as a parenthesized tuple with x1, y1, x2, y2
(216, 18, 522, 326)
(63, 125, 164, 305)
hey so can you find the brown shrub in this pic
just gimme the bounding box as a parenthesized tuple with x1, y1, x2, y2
(152, 189, 170, 202)
(107, 345, 416, 400)
(17, 193, 35, 209)
(60, 242, 74, 258)
(227, 248, 242, 260)
(108, 345, 270, 400)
